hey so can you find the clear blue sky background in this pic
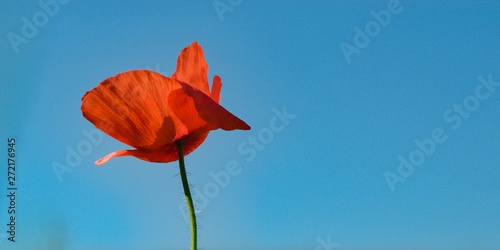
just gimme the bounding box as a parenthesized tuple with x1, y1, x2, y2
(1, 1, 499, 249)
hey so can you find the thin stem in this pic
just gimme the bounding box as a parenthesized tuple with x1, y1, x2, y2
(176, 141, 197, 250)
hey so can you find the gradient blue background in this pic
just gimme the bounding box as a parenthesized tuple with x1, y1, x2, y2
(1, 1, 499, 249)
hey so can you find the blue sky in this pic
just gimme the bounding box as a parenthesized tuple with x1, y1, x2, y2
(1, 1, 499, 249)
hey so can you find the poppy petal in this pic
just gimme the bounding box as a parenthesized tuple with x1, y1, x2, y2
(129, 148, 179, 163)
(172, 42, 210, 95)
(211, 75, 222, 103)
(95, 146, 180, 165)
(130, 131, 209, 163)
(95, 150, 132, 165)
(81, 70, 186, 150)
(183, 131, 210, 157)
(167, 88, 208, 136)
(171, 81, 250, 131)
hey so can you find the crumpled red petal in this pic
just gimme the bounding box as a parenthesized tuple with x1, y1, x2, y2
(81, 70, 187, 150)
(170, 81, 250, 131)
(210, 75, 222, 103)
(172, 42, 210, 95)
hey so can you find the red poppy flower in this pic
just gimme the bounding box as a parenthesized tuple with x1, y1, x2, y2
(81, 42, 250, 165)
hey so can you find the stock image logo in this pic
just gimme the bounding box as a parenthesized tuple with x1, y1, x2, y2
(384, 74, 499, 191)
(7, 0, 69, 53)
(339, 0, 408, 63)
(179, 107, 297, 223)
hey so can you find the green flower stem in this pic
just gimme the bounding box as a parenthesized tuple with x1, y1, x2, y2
(176, 141, 197, 250)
